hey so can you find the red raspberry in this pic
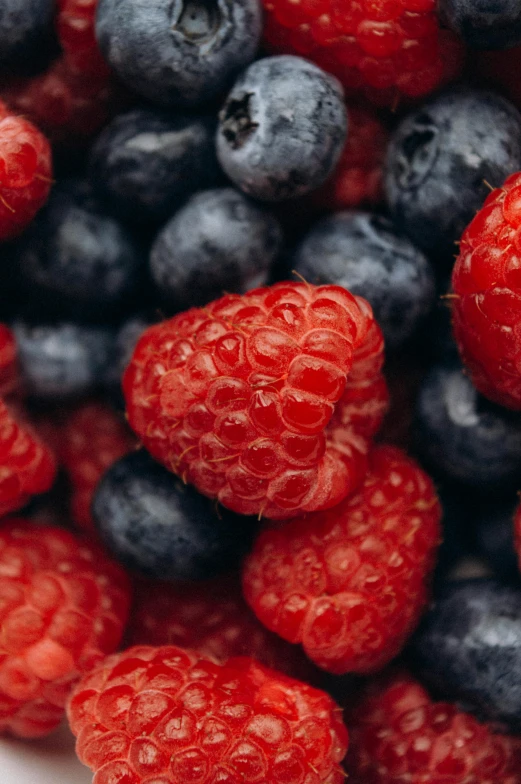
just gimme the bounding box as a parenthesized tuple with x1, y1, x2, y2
(0, 520, 131, 738)
(123, 282, 388, 520)
(0, 399, 56, 518)
(242, 445, 441, 675)
(58, 400, 136, 533)
(68, 645, 348, 784)
(0, 324, 18, 398)
(129, 574, 315, 681)
(0, 103, 52, 240)
(452, 171, 521, 410)
(1, 58, 124, 147)
(56, 0, 111, 78)
(310, 102, 388, 211)
(344, 671, 521, 782)
(262, 0, 464, 106)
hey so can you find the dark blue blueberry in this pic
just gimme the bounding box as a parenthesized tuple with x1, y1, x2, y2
(92, 449, 256, 580)
(0, 0, 55, 72)
(150, 187, 283, 311)
(95, 0, 262, 108)
(13, 180, 146, 322)
(89, 108, 221, 225)
(104, 315, 153, 407)
(13, 321, 115, 400)
(410, 578, 521, 730)
(384, 88, 521, 259)
(473, 497, 520, 582)
(216, 56, 347, 202)
(440, 0, 521, 50)
(415, 361, 521, 490)
(292, 212, 435, 349)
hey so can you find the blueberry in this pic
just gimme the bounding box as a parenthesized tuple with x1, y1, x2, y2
(95, 0, 262, 108)
(292, 212, 435, 349)
(474, 497, 520, 582)
(216, 56, 347, 202)
(385, 88, 521, 259)
(89, 108, 221, 225)
(150, 187, 283, 311)
(410, 579, 521, 730)
(104, 315, 153, 407)
(92, 449, 255, 580)
(415, 362, 521, 489)
(0, 0, 55, 72)
(440, 0, 521, 50)
(13, 180, 146, 322)
(13, 321, 115, 400)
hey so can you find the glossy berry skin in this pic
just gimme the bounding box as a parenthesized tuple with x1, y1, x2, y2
(243, 445, 441, 675)
(89, 108, 220, 225)
(0, 103, 52, 241)
(13, 321, 115, 400)
(415, 362, 521, 489)
(123, 281, 388, 521)
(0, 520, 131, 738)
(440, 0, 521, 50)
(68, 645, 348, 784)
(1, 58, 123, 147)
(129, 574, 313, 680)
(57, 0, 111, 78)
(0, 400, 56, 517)
(217, 56, 347, 202)
(0, 0, 54, 71)
(150, 188, 283, 312)
(385, 88, 521, 258)
(0, 323, 18, 397)
(95, 0, 262, 108)
(345, 671, 521, 783)
(452, 171, 521, 410)
(14, 180, 145, 321)
(262, 0, 463, 106)
(59, 400, 136, 533)
(411, 579, 521, 731)
(310, 102, 388, 212)
(293, 212, 435, 349)
(92, 450, 256, 580)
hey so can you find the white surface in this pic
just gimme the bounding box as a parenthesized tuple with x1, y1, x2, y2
(0, 723, 91, 784)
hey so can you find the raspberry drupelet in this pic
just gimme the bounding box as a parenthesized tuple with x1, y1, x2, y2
(452, 171, 521, 410)
(344, 671, 521, 783)
(0, 399, 56, 517)
(58, 400, 136, 534)
(242, 445, 441, 675)
(262, 0, 464, 106)
(0, 100, 52, 241)
(129, 574, 315, 681)
(123, 282, 388, 520)
(0, 520, 131, 738)
(68, 645, 348, 784)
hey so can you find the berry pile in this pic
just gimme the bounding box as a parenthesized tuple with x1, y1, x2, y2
(1, 2, 521, 784)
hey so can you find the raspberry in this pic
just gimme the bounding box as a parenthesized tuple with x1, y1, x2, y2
(0, 102, 51, 241)
(1, 58, 124, 147)
(68, 645, 348, 784)
(0, 323, 18, 398)
(58, 400, 136, 534)
(0, 520, 131, 738)
(123, 282, 388, 520)
(0, 399, 56, 518)
(344, 671, 521, 783)
(452, 171, 521, 410)
(56, 0, 111, 78)
(262, 0, 464, 106)
(310, 102, 388, 212)
(129, 574, 315, 681)
(242, 445, 441, 675)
